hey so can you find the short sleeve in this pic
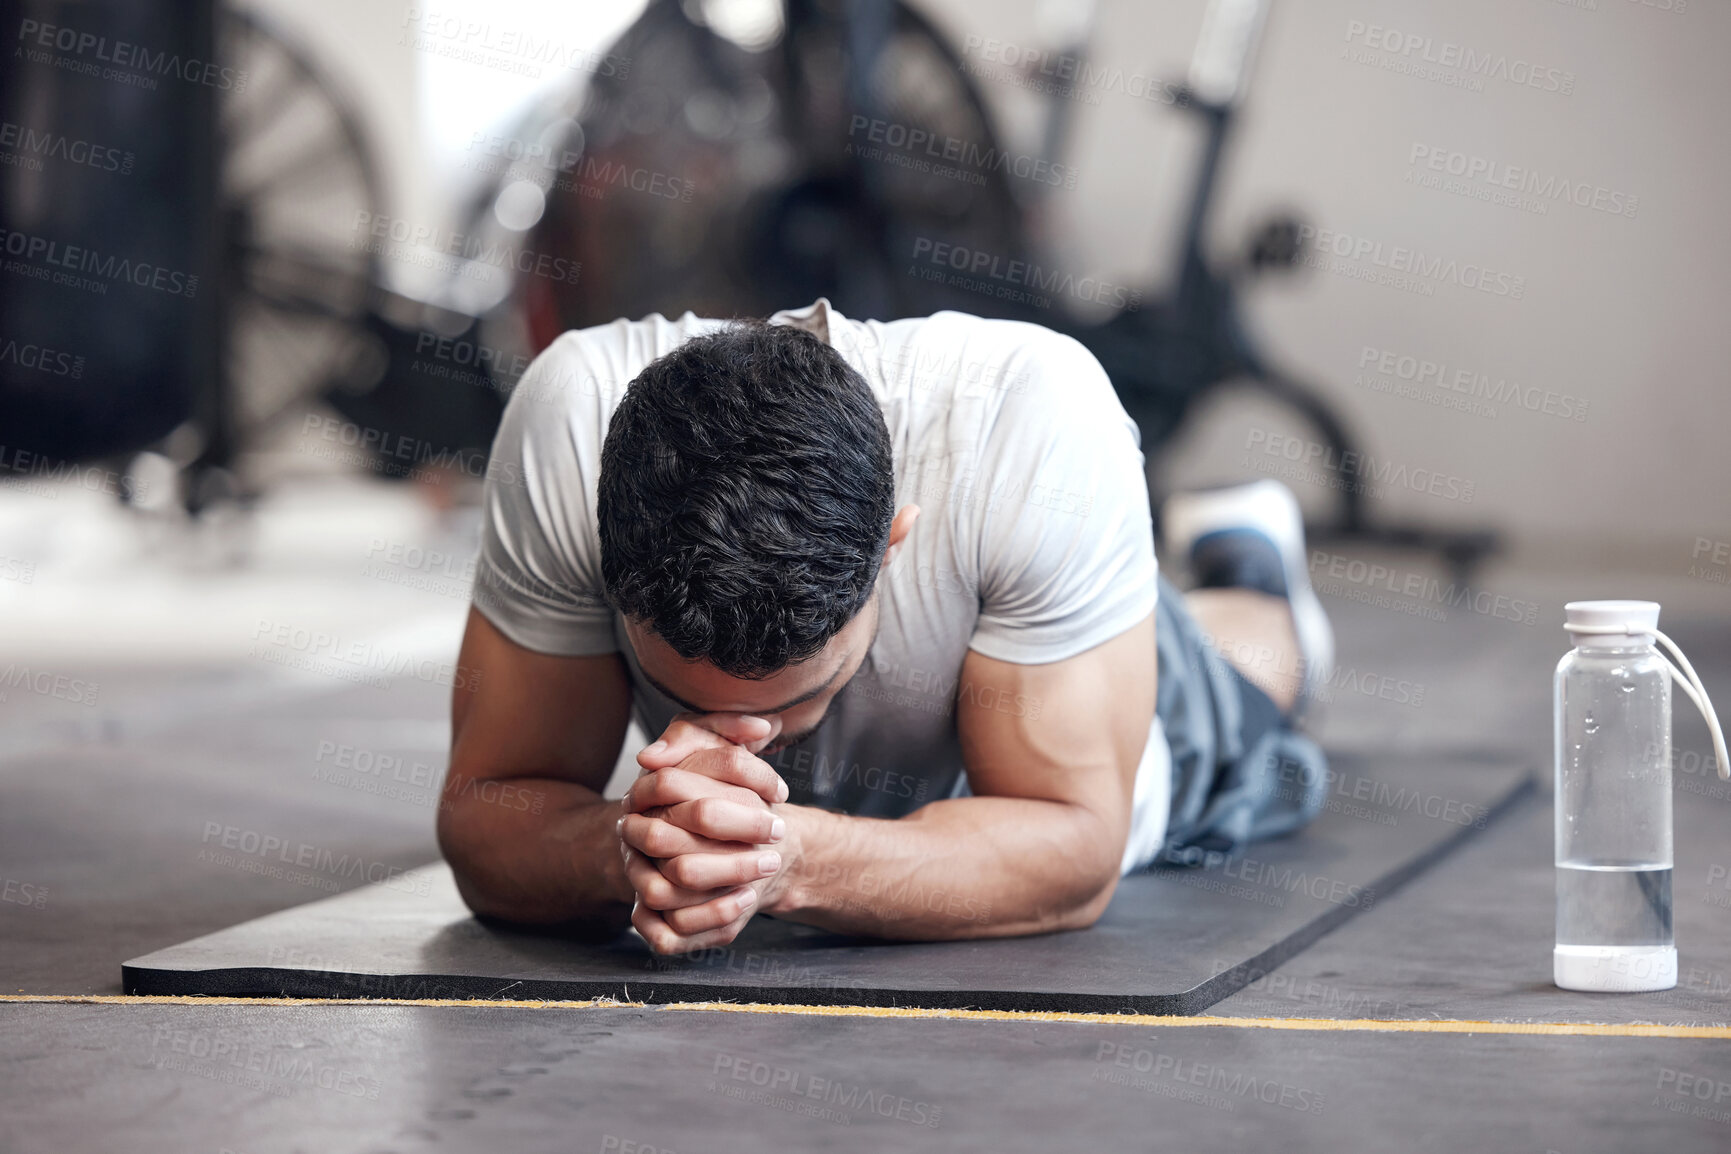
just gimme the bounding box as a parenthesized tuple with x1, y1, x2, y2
(964, 328, 1158, 665)
(471, 336, 619, 656)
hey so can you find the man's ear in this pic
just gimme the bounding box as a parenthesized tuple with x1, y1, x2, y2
(881, 505, 921, 567)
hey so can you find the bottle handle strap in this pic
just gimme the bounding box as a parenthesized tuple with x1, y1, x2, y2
(1654, 629, 1730, 783)
(1568, 623, 1729, 781)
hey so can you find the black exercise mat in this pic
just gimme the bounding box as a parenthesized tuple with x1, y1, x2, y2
(123, 752, 1532, 1014)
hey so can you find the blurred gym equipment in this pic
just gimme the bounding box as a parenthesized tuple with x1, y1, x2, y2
(0, 0, 1494, 577)
(0, 1, 384, 513)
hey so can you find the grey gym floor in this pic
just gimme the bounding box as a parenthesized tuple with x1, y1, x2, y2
(3, 477, 1730, 1152)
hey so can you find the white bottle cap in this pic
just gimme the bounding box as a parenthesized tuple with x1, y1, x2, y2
(1564, 600, 1660, 647)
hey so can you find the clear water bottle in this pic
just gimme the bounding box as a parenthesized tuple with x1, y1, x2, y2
(1554, 600, 1729, 992)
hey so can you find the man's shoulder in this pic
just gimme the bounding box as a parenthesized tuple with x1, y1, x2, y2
(862, 309, 1099, 370)
(860, 310, 1129, 445)
(515, 311, 725, 412)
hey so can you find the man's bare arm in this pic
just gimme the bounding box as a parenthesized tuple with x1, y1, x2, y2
(624, 613, 1156, 949)
(437, 607, 637, 932)
(768, 612, 1155, 938)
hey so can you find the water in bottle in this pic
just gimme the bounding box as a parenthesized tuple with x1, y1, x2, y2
(1555, 601, 1676, 991)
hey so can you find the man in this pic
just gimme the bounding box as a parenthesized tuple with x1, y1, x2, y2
(438, 299, 1332, 955)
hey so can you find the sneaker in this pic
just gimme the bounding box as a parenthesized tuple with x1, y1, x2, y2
(1162, 479, 1334, 706)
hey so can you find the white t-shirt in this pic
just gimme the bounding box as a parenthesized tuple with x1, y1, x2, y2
(474, 299, 1171, 873)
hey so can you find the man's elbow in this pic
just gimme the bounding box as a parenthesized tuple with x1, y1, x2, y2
(1055, 871, 1121, 932)
(436, 805, 631, 937)
(1045, 808, 1128, 931)
(443, 856, 523, 922)
(436, 821, 521, 921)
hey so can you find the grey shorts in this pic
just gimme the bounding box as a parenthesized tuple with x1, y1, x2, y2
(1143, 572, 1329, 869)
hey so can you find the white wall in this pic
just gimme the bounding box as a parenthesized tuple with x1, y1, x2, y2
(924, 0, 1731, 569)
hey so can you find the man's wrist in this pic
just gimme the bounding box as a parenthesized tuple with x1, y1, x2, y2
(761, 802, 819, 916)
(597, 797, 634, 904)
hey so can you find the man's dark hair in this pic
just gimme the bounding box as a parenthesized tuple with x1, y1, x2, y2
(598, 322, 896, 678)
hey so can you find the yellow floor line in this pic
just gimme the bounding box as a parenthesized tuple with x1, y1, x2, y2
(669, 1000, 1731, 1039)
(2, 993, 1728, 1039)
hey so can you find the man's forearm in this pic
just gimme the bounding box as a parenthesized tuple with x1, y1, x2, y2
(765, 795, 1123, 940)
(437, 779, 633, 932)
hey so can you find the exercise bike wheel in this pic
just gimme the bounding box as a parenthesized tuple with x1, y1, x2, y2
(187, 5, 383, 509)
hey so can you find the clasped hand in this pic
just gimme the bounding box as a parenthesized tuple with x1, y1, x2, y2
(617, 713, 792, 955)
